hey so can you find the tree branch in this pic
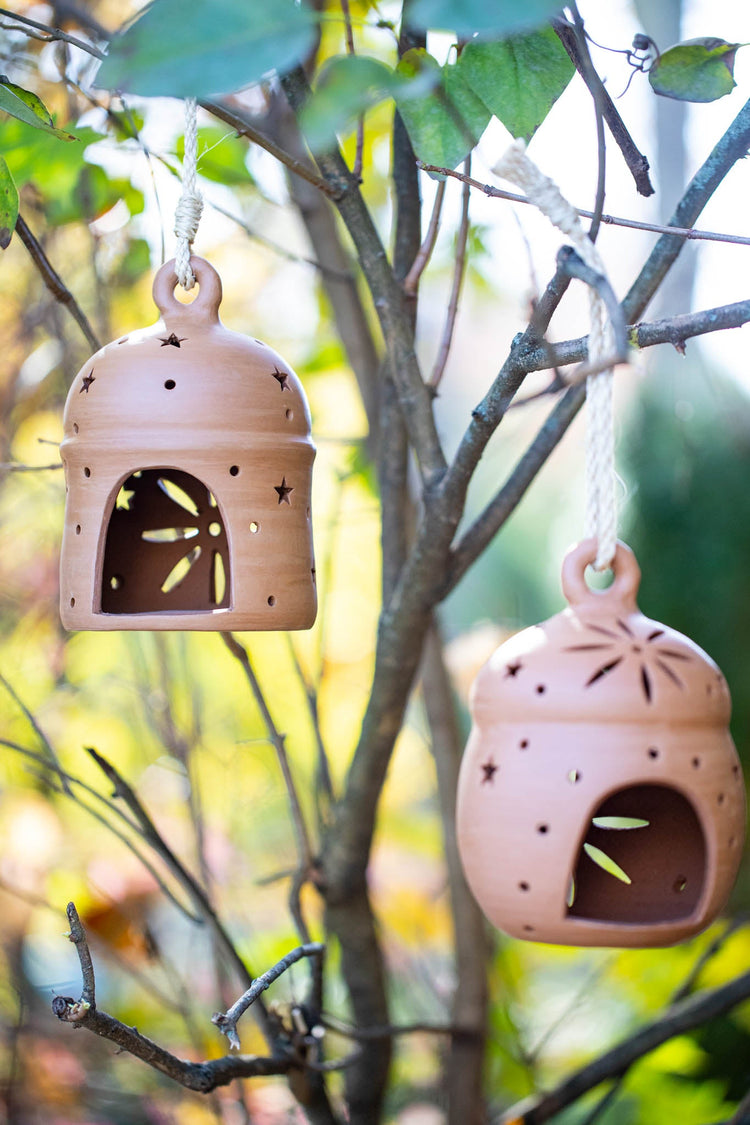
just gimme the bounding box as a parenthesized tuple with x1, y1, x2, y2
(553, 15, 654, 196)
(501, 965, 750, 1124)
(281, 65, 447, 490)
(0, 7, 105, 58)
(404, 179, 445, 295)
(430, 159, 471, 390)
(416, 162, 750, 248)
(213, 943, 325, 1050)
(15, 214, 101, 352)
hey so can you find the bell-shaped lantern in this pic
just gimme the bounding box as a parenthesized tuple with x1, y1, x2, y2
(60, 258, 316, 631)
(457, 539, 745, 947)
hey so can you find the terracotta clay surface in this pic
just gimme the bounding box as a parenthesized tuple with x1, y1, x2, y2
(60, 257, 316, 630)
(456, 539, 746, 947)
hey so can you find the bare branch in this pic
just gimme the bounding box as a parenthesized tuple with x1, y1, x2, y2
(15, 214, 101, 352)
(430, 159, 471, 390)
(0, 675, 71, 796)
(553, 14, 654, 196)
(416, 162, 750, 249)
(403, 179, 446, 295)
(339, 0, 364, 180)
(65, 901, 95, 1008)
(0, 7, 105, 58)
(220, 633, 313, 870)
(203, 99, 338, 199)
(213, 943, 325, 1050)
(501, 965, 750, 1124)
(0, 462, 62, 473)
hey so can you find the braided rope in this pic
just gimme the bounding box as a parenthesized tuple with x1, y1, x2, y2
(174, 98, 203, 291)
(495, 140, 617, 570)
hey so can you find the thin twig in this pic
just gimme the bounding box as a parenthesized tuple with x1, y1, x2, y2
(501, 963, 750, 1124)
(553, 14, 653, 196)
(0, 8, 105, 58)
(286, 637, 335, 819)
(429, 157, 471, 389)
(340, 0, 364, 180)
(220, 632, 314, 944)
(403, 180, 446, 295)
(0, 675, 71, 795)
(416, 162, 750, 248)
(213, 943, 324, 1050)
(322, 1016, 459, 1040)
(65, 901, 96, 1007)
(0, 462, 62, 473)
(569, 3, 606, 240)
(15, 214, 101, 351)
(203, 99, 338, 199)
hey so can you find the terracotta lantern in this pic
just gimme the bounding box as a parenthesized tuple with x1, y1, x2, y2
(59, 257, 316, 631)
(457, 539, 745, 947)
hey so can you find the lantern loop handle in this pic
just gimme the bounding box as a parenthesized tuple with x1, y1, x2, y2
(174, 98, 203, 291)
(153, 256, 222, 325)
(562, 538, 641, 614)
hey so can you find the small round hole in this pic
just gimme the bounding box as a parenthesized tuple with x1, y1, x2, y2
(164, 379, 176, 390)
(110, 575, 123, 590)
(567, 769, 582, 784)
(519, 739, 529, 750)
(692, 757, 701, 769)
(83, 467, 91, 478)
(208, 521, 222, 537)
(522, 924, 534, 933)
(518, 881, 530, 892)
(536, 684, 546, 695)
(733, 765, 740, 777)
(69, 597, 75, 607)
(250, 521, 260, 534)
(229, 465, 240, 476)
(647, 747, 659, 760)
(536, 823, 549, 835)
(75, 524, 81, 535)
(267, 595, 276, 607)
(73, 422, 79, 434)
(730, 836, 737, 847)
(285, 408, 293, 420)
(718, 792, 725, 806)
(673, 876, 687, 893)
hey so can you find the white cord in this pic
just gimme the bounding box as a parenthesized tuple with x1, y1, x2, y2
(174, 98, 203, 290)
(495, 140, 617, 571)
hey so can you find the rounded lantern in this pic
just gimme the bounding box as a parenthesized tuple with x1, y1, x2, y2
(457, 540, 745, 947)
(59, 258, 316, 631)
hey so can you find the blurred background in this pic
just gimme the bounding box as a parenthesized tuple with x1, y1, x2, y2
(2, 0, 750, 1122)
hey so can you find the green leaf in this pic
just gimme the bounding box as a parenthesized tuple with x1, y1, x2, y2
(458, 27, 573, 140)
(648, 38, 741, 103)
(176, 126, 253, 186)
(0, 156, 18, 249)
(95, 0, 317, 98)
(301, 55, 398, 153)
(409, 0, 564, 38)
(583, 843, 632, 884)
(0, 82, 75, 139)
(394, 49, 490, 170)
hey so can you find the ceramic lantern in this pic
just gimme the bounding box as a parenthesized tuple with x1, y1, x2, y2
(59, 257, 316, 631)
(457, 539, 745, 947)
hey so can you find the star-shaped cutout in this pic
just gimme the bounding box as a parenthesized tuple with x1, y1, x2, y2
(159, 333, 186, 348)
(271, 366, 290, 391)
(481, 759, 498, 785)
(79, 371, 95, 393)
(505, 661, 523, 678)
(274, 477, 294, 505)
(116, 488, 135, 511)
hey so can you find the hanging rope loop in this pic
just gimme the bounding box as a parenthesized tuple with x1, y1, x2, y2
(494, 139, 621, 572)
(174, 97, 203, 291)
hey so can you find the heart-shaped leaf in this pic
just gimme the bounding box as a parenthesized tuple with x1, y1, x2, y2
(648, 37, 741, 103)
(395, 49, 490, 170)
(95, 0, 317, 99)
(458, 27, 573, 140)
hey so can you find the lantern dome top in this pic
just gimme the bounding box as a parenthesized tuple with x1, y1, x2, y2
(470, 540, 730, 729)
(62, 257, 312, 449)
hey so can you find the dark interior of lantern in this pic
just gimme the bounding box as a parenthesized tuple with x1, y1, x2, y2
(566, 784, 706, 924)
(100, 468, 230, 614)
